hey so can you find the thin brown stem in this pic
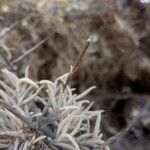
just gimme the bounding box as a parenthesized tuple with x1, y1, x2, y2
(63, 35, 92, 91)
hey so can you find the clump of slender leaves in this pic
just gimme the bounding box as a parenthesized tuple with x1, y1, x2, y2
(0, 67, 109, 150)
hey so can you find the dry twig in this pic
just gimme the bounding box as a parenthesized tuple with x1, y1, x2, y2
(0, 20, 21, 38)
(63, 35, 92, 91)
(12, 38, 47, 64)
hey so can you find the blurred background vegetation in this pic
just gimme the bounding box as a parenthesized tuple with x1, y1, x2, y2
(0, 0, 150, 149)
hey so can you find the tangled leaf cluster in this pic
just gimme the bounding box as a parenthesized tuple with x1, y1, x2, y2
(0, 67, 109, 150)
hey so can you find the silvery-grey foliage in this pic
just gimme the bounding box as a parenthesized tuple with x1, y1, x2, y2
(0, 67, 110, 150)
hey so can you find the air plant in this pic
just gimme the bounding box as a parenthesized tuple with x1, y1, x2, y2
(0, 67, 110, 150)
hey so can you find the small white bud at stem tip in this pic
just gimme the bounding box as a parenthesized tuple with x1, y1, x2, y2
(87, 35, 93, 43)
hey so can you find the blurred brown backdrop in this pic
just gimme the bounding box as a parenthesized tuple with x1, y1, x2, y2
(0, 0, 150, 149)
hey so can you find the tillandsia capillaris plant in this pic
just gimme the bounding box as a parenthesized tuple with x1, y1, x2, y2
(0, 66, 110, 150)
